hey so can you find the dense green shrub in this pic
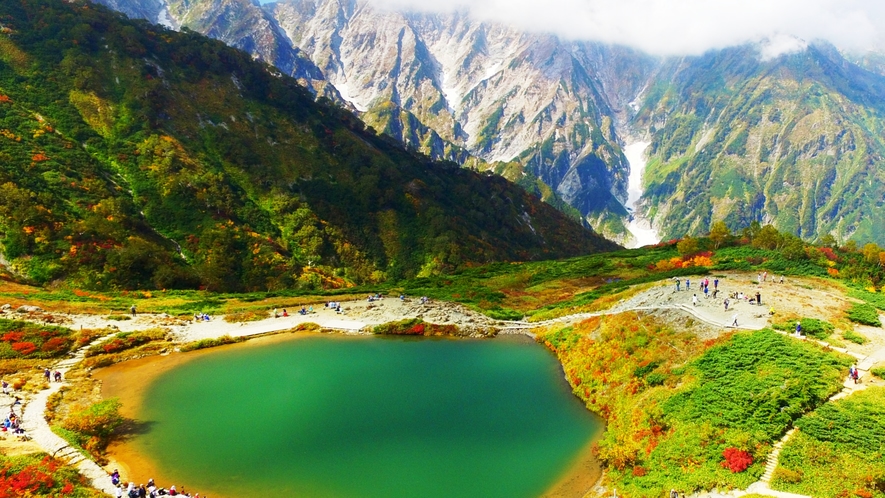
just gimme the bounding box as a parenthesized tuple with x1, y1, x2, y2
(848, 289, 885, 311)
(842, 330, 867, 345)
(773, 387, 885, 497)
(773, 318, 834, 339)
(56, 398, 125, 462)
(665, 330, 849, 439)
(846, 303, 882, 326)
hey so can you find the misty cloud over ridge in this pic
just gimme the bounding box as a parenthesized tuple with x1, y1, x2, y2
(367, 0, 885, 56)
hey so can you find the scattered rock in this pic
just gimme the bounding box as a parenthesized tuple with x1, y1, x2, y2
(0, 304, 10, 311)
(15, 305, 42, 313)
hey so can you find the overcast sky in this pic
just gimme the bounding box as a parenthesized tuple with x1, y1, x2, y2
(360, 0, 885, 56)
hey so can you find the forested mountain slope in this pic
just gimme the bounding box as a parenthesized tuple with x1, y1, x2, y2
(0, 0, 615, 292)
(637, 44, 885, 244)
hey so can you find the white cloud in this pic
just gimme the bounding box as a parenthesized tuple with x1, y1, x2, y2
(367, 0, 885, 56)
(759, 34, 808, 61)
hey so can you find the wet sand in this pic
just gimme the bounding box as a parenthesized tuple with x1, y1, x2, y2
(542, 434, 603, 498)
(97, 331, 602, 498)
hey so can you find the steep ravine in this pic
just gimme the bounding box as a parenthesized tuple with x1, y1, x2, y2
(623, 141, 661, 248)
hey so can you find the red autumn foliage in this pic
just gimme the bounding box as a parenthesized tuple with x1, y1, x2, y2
(721, 447, 753, 473)
(102, 339, 125, 354)
(41, 337, 69, 353)
(11, 342, 37, 356)
(1, 332, 23, 343)
(0, 462, 53, 496)
(632, 465, 647, 477)
(31, 153, 50, 162)
(819, 246, 840, 262)
(0, 456, 82, 497)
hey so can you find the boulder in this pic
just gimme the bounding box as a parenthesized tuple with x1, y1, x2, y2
(15, 305, 42, 313)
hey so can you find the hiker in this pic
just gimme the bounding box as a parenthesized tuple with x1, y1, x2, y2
(1, 380, 7, 394)
(675, 278, 681, 291)
(731, 314, 739, 327)
(43, 368, 50, 382)
(115, 485, 123, 498)
(779, 276, 785, 284)
(769, 307, 775, 316)
(692, 294, 698, 306)
(282, 309, 288, 317)
(299, 306, 307, 315)
(703, 285, 709, 297)
(713, 278, 719, 290)
(670, 490, 678, 498)
(851, 365, 860, 384)
(712, 289, 719, 299)
(273, 308, 278, 318)
(795, 321, 802, 336)
(724, 298, 729, 311)
(755, 291, 761, 305)
(111, 469, 121, 486)
(53, 371, 61, 382)
(685, 278, 690, 290)
(130, 304, 137, 316)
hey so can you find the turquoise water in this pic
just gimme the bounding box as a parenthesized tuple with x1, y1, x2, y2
(135, 336, 601, 498)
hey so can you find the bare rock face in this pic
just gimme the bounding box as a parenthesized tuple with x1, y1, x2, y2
(270, 0, 639, 223)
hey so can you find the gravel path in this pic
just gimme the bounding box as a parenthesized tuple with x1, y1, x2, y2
(14, 333, 119, 496)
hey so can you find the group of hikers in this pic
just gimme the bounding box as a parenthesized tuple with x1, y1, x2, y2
(675, 275, 784, 327)
(2, 382, 25, 438)
(43, 368, 62, 382)
(111, 471, 204, 498)
(2, 410, 24, 435)
(849, 364, 861, 384)
(1, 367, 65, 440)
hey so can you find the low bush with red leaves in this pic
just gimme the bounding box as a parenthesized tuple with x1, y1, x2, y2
(721, 447, 753, 473)
(0, 319, 76, 359)
(0, 454, 101, 497)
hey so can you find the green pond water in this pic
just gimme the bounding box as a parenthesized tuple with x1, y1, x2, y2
(134, 335, 602, 498)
